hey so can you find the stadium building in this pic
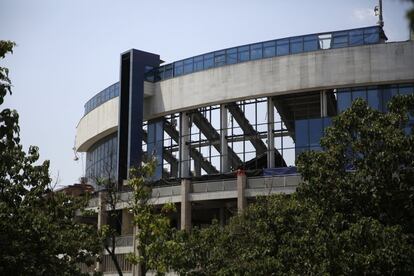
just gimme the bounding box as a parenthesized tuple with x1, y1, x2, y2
(75, 24, 414, 274)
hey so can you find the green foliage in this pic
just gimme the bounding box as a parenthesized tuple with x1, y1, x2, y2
(128, 159, 178, 275)
(0, 41, 101, 275)
(297, 97, 414, 233)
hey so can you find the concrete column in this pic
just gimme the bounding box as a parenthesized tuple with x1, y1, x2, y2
(267, 98, 275, 168)
(180, 112, 190, 178)
(121, 209, 133, 235)
(132, 225, 142, 276)
(220, 104, 229, 172)
(320, 90, 328, 117)
(180, 179, 192, 231)
(237, 170, 247, 213)
(96, 191, 107, 273)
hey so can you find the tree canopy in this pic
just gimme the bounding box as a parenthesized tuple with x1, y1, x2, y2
(0, 41, 101, 275)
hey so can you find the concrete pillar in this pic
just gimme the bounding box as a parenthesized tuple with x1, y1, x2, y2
(132, 225, 142, 276)
(267, 98, 275, 168)
(180, 179, 192, 231)
(320, 90, 328, 117)
(220, 104, 229, 172)
(121, 209, 133, 235)
(180, 112, 190, 178)
(237, 170, 247, 213)
(96, 191, 107, 273)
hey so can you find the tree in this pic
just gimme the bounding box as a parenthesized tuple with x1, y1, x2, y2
(0, 41, 101, 275)
(127, 159, 178, 275)
(297, 96, 414, 234)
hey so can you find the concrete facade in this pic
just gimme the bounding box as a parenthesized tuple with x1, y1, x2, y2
(76, 41, 414, 152)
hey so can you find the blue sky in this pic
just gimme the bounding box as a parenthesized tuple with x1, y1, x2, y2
(0, 0, 412, 187)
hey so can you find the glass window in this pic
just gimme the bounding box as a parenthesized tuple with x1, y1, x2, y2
(174, 61, 183, 76)
(367, 88, 381, 110)
(238, 46, 250, 62)
(364, 27, 380, 44)
(250, 43, 263, 60)
(352, 89, 367, 101)
(290, 37, 303, 54)
(174, 65, 183, 76)
(309, 118, 322, 148)
(331, 31, 348, 48)
(214, 51, 226, 67)
(349, 29, 364, 46)
(194, 56, 204, 71)
(164, 65, 173, 79)
(263, 41, 276, 58)
(295, 119, 309, 148)
(337, 90, 352, 112)
(226, 48, 237, 64)
(303, 35, 318, 51)
(204, 53, 214, 69)
(399, 85, 413, 95)
(183, 58, 193, 74)
(276, 39, 289, 56)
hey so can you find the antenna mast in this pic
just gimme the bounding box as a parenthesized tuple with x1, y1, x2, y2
(375, 0, 384, 27)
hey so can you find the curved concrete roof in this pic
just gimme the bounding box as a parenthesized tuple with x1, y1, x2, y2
(76, 41, 414, 152)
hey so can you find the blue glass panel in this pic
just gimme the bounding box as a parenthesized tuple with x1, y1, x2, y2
(303, 35, 318, 51)
(214, 54, 226, 66)
(226, 48, 237, 54)
(349, 29, 364, 46)
(263, 41, 276, 57)
(337, 91, 352, 112)
(250, 43, 263, 60)
(226, 53, 237, 64)
(276, 39, 289, 56)
(367, 88, 381, 110)
(290, 37, 303, 54)
(364, 27, 380, 44)
(238, 46, 249, 62)
(331, 31, 348, 48)
(174, 65, 183, 76)
(204, 53, 214, 69)
(183, 58, 193, 74)
(226, 48, 237, 64)
(295, 119, 308, 147)
(352, 89, 367, 101)
(309, 118, 322, 148)
(164, 65, 173, 79)
(399, 85, 413, 95)
(204, 58, 214, 69)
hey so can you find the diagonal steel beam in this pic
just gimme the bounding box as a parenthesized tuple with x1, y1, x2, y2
(191, 110, 242, 169)
(271, 97, 295, 139)
(227, 102, 286, 167)
(227, 102, 268, 154)
(164, 120, 219, 175)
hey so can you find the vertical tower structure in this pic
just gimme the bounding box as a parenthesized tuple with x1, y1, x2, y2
(117, 49, 160, 187)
